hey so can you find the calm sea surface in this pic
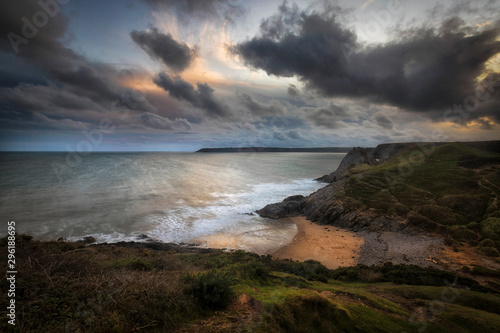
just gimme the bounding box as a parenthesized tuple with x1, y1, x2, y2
(0, 152, 344, 253)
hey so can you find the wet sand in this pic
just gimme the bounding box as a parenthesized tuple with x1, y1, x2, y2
(266, 216, 364, 269)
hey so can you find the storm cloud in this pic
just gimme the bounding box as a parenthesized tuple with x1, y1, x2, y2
(233, 4, 500, 121)
(0, 0, 159, 135)
(131, 28, 197, 71)
(153, 72, 230, 118)
(305, 104, 349, 129)
(238, 93, 285, 116)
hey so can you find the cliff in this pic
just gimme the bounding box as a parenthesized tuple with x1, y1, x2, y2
(258, 141, 500, 240)
(316, 143, 413, 183)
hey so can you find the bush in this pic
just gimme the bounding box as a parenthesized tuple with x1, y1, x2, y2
(183, 270, 235, 309)
(481, 239, 496, 248)
(451, 228, 478, 241)
(471, 266, 500, 277)
(481, 217, 500, 240)
(331, 264, 487, 291)
(269, 259, 331, 282)
(236, 261, 271, 281)
(479, 247, 500, 257)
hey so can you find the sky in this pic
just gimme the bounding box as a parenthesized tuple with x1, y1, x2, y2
(0, 0, 499, 151)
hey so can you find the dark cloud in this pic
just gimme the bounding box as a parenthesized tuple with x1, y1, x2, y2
(142, 0, 244, 23)
(287, 84, 299, 97)
(0, 0, 80, 68)
(232, 3, 500, 122)
(286, 129, 303, 140)
(273, 129, 304, 141)
(374, 114, 394, 130)
(305, 104, 349, 129)
(141, 112, 192, 130)
(153, 72, 230, 118)
(0, 0, 159, 133)
(238, 93, 285, 116)
(130, 28, 197, 71)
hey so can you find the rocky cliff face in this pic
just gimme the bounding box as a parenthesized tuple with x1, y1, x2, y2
(257, 143, 412, 231)
(316, 143, 410, 183)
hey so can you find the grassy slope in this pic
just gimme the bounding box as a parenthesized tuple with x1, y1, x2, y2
(2, 237, 500, 332)
(338, 143, 500, 255)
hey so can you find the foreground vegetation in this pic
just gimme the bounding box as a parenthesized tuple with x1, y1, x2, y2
(338, 142, 500, 256)
(1, 236, 500, 332)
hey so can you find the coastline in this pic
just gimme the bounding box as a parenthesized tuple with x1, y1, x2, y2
(266, 216, 364, 269)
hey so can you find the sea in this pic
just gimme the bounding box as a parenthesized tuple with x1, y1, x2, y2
(0, 152, 345, 254)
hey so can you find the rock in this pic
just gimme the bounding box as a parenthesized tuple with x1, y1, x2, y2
(256, 195, 306, 219)
(283, 195, 305, 202)
(82, 236, 96, 244)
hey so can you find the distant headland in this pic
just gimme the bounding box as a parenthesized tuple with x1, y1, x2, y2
(196, 147, 353, 153)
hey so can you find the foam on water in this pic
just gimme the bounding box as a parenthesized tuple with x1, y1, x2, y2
(145, 179, 324, 253)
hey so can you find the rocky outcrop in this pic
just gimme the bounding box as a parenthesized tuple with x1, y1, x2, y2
(316, 143, 410, 183)
(257, 143, 413, 232)
(256, 195, 306, 219)
(302, 182, 407, 232)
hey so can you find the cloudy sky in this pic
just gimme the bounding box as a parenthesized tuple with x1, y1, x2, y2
(1, 0, 499, 151)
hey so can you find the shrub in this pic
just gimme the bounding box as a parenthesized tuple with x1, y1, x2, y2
(407, 212, 438, 231)
(481, 217, 500, 240)
(451, 227, 478, 241)
(481, 239, 496, 248)
(237, 261, 271, 281)
(479, 247, 500, 257)
(183, 270, 235, 309)
(331, 264, 486, 291)
(471, 266, 500, 277)
(270, 259, 331, 282)
(417, 205, 465, 226)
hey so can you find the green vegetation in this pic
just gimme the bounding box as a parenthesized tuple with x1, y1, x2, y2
(331, 262, 487, 291)
(183, 270, 236, 309)
(339, 143, 500, 254)
(1, 236, 500, 332)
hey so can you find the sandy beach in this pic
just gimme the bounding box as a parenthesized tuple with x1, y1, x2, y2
(266, 216, 364, 269)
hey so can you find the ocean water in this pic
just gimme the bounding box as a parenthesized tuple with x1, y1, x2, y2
(0, 152, 344, 254)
